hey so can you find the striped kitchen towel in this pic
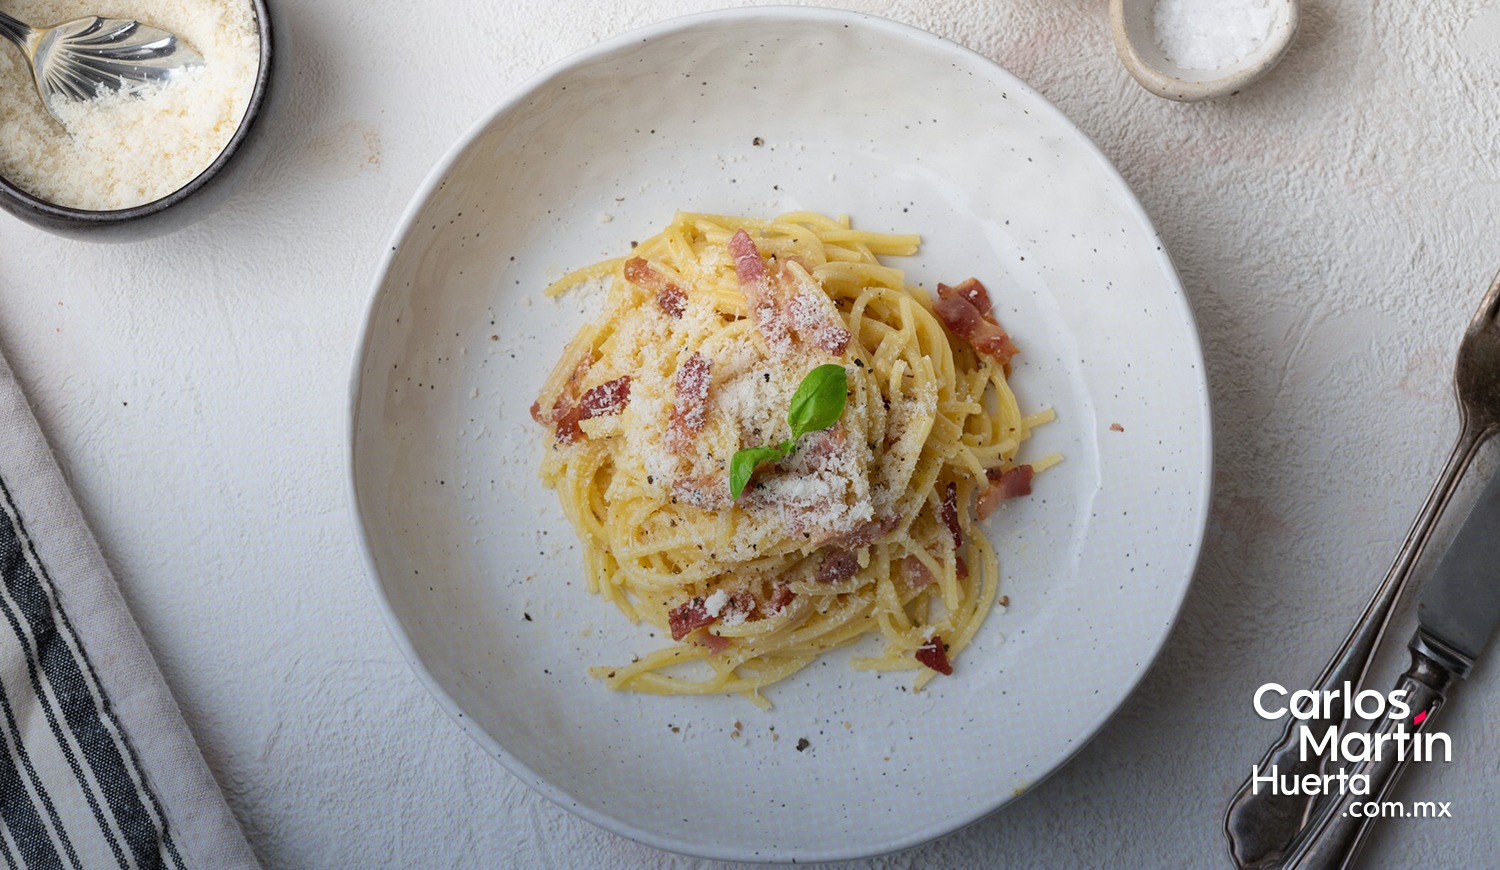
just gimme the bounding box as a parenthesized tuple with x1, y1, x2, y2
(0, 347, 258, 870)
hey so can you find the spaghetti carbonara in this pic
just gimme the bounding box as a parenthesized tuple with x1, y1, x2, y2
(531, 212, 1057, 707)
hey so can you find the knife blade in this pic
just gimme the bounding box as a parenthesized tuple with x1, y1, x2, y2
(1287, 465, 1500, 869)
(1417, 465, 1500, 667)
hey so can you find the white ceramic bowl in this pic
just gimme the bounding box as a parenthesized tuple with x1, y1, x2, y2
(350, 7, 1212, 861)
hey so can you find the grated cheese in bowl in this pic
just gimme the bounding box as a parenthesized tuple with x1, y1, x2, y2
(0, 0, 261, 212)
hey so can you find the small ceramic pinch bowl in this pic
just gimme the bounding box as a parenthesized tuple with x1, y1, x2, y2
(1110, 0, 1298, 102)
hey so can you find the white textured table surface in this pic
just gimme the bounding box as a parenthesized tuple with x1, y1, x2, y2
(2, 1, 1499, 867)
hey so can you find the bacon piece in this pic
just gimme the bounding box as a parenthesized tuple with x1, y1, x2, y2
(1003, 466, 1034, 497)
(800, 425, 847, 466)
(728, 229, 766, 283)
(941, 482, 962, 548)
(656, 285, 687, 318)
(896, 555, 967, 587)
(816, 549, 860, 584)
(976, 465, 1034, 521)
(835, 515, 900, 550)
(667, 353, 712, 453)
(935, 280, 1019, 366)
(577, 376, 631, 420)
(623, 257, 662, 290)
(783, 262, 851, 355)
(915, 636, 953, 675)
(534, 354, 595, 442)
(901, 555, 934, 589)
(947, 277, 993, 314)
(934, 295, 1020, 366)
(624, 257, 687, 318)
(695, 631, 730, 654)
(540, 354, 592, 420)
(789, 289, 851, 355)
(725, 591, 760, 623)
(552, 405, 584, 444)
(767, 583, 797, 614)
(728, 229, 791, 354)
(672, 474, 730, 511)
(668, 597, 716, 641)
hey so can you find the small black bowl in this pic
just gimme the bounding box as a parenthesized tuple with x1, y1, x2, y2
(0, 0, 277, 241)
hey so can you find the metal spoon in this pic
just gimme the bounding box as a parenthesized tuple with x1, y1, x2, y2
(0, 10, 203, 122)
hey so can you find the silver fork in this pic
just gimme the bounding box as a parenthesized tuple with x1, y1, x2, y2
(1222, 270, 1500, 868)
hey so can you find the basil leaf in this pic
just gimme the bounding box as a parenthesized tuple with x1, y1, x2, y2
(786, 364, 848, 439)
(730, 445, 787, 500)
(727, 365, 850, 500)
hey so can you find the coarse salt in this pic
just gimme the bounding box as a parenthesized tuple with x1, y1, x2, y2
(1153, 0, 1275, 71)
(0, 0, 260, 210)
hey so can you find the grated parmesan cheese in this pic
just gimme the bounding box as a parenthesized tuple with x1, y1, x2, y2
(703, 589, 729, 618)
(0, 0, 260, 210)
(557, 230, 932, 581)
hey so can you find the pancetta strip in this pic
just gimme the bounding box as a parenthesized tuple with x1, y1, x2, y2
(656, 285, 687, 318)
(768, 583, 797, 614)
(782, 262, 851, 355)
(551, 405, 584, 444)
(728, 229, 792, 354)
(801, 425, 847, 465)
(972, 465, 1032, 519)
(944, 277, 993, 314)
(835, 515, 899, 550)
(816, 549, 860, 584)
(901, 555, 934, 589)
(668, 597, 716, 641)
(671, 474, 730, 511)
(667, 353, 712, 453)
(933, 295, 1020, 367)
(624, 257, 687, 318)
(577, 376, 631, 420)
(976, 464, 1034, 520)
(531, 354, 594, 443)
(915, 635, 953, 675)
(695, 631, 730, 653)
(941, 481, 962, 548)
(724, 591, 759, 623)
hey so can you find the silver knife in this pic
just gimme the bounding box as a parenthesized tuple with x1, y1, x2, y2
(1286, 466, 1500, 868)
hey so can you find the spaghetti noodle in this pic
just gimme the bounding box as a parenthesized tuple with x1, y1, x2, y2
(531, 212, 1057, 707)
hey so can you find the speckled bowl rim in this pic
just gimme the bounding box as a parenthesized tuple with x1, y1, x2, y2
(0, 0, 274, 224)
(348, 6, 1214, 862)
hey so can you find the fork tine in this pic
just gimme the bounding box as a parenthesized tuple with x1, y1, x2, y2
(1472, 270, 1500, 330)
